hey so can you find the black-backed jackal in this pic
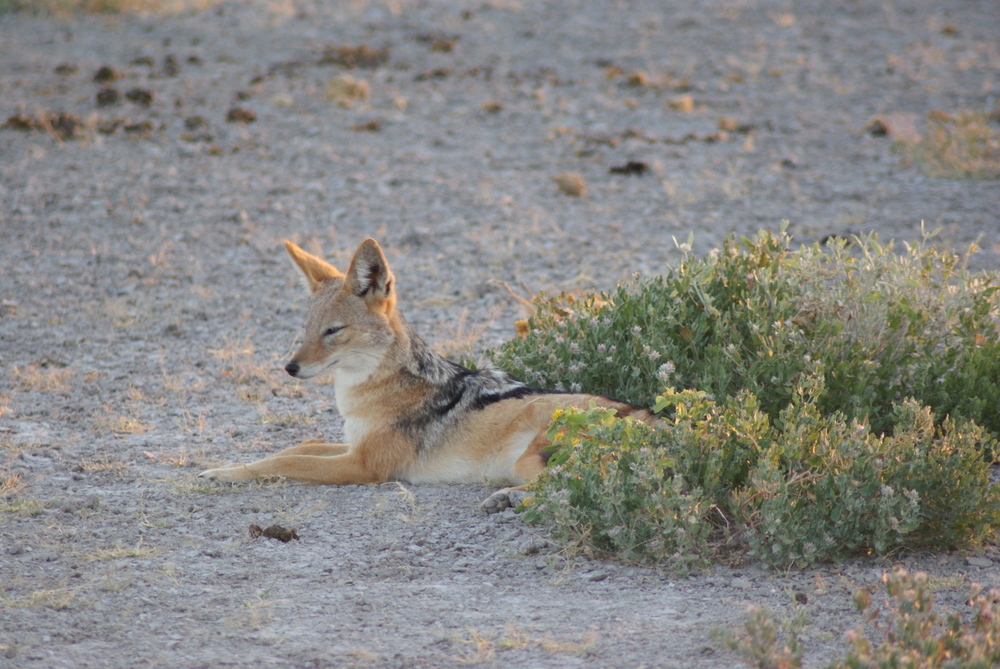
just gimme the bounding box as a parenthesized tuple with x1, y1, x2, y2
(199, 239, 656, 506)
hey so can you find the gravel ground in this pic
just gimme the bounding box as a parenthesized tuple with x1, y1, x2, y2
(1, 0, 999, 667)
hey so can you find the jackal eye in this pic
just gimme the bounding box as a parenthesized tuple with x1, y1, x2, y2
(324, 325, 345, 337)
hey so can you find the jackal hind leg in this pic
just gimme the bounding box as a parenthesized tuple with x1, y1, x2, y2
(480, 445, 547, 514)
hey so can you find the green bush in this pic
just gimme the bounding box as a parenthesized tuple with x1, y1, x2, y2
(490, 227, 1000, 441)
(526, 375, 999, 569)
(494, 228, 1000, 568)
(722, 569, 1000, 669)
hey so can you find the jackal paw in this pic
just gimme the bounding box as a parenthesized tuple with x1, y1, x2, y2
(480, 488, 530, 514)
(198, 465, 253, 483)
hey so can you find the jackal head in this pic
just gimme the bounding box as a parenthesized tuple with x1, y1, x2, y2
(283, 239, 400, 383)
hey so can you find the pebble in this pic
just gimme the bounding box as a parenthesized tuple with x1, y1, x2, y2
(60, 495, 101, 513)
(967, 556, 993, 568)
(518, 537, 547, 556)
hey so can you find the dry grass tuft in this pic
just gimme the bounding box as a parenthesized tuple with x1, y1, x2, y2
(209, 335, 280, 390)
(495, 623, 531, 650)
(451, 628, 495, 663)
(899, 110, 1000, 179)
(223, 595, 278, 631)
(0, 468, 27, 496)
(257, 411, 314, 426)
(176, 408, 208, 436)
(539, 630, 598, 655)
(450, 625, 597, 662)
(325, 75, 370, 108)
(79, 454, 133, 474)
(144, 446, 206, 470)
(84, 537, 161, 561)
(92, 405, 151, 434)
(24, 587, 76, 610)
(12, 364, 72, 392)
(369, 482, 423, 522)
(0, 496, 45, 517)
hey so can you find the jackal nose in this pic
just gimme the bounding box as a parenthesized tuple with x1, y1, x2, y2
(285, 361, 300, 377)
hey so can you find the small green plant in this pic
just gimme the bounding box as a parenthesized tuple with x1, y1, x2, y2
(830, 568, 1000, 668)
(715, 605, 803, 669)
(723, 569, 1000, 669)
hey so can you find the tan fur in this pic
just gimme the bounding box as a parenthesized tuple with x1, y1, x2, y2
(199, 239, 657, 494)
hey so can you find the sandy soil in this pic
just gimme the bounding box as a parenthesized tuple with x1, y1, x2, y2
(1, 0, 999, 666)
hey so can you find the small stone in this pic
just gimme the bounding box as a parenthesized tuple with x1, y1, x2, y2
(163, 54, 180, 76)
(125, 88, 155, 107)
(730, 576, 752, 589)
(93, 65, 121, 83)
(3, 114, 37, 131)
(609, 160, 649, 176)
(518, 537, 546, 555)
(97, 118, 123, 135)
(967, 556, 993, 568)
(318, 44, 389, 69)
(325, 75, 370, 107)
(626, 71, 648, 87)
(793, 591, 808, 604)
(553, 172, 587, 197)
(430, 38, 456, 53)
(226, 107, 256, 124)
(96, 87, 120, 106)
(668, 94, 694, 112)
(47, 112, 84, 140)
(350, 119, 382, 132)
(866, 118, 889, 137)
(123, 121, 154, 135)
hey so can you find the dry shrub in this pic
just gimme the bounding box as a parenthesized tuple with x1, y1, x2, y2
(92, 404, 150, 434)
(325, 75, 370, 107)
(12, 364, 72, 392)
(900, 110, 1000, 179)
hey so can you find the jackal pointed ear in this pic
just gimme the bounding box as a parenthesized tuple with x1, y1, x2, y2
(345, 239, 395, 307)
(284, 241, 344, 294)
